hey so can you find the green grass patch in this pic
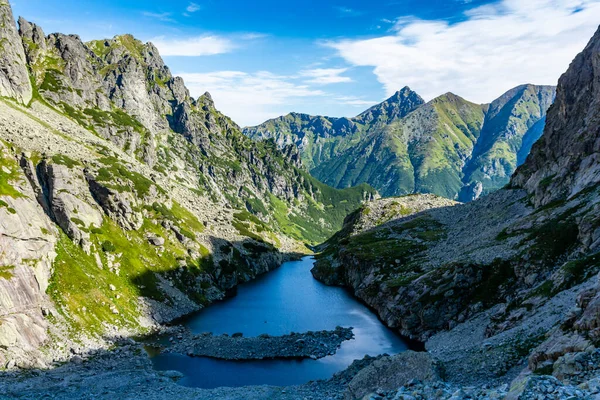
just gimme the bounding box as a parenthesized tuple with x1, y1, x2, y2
(40, 69, 67, 93)
(48, 214, 219, 337)
(83, 107, 146, 134)
(0, 265, 15, 280)
(529, 253, 600, 299)
(51, 154, 80, 168)
(539, 174, 556, 190)
(525, 217, 579, 262)
(101, 240, 116, 252)
(0, 148, 26, 198)
(147, 201, 205, 241)
(96, 157, 159, 198)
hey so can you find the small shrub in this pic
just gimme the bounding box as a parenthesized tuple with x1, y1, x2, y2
(101, 240, 116, 253)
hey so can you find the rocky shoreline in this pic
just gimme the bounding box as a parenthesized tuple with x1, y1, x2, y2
(4, 339, 600, 400)
(155, 326, 354, 360)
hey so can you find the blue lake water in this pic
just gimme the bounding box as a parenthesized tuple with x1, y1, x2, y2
(149, 256, 408, 388)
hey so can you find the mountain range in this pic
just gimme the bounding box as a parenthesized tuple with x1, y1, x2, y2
(244, 84, 555, 201)
(2, 0, 600, 397)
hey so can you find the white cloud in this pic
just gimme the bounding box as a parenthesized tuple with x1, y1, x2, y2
(326, 0, 600, 103)
(151, 36, 235, 56)
(299, 68, 353, 85)
(177, 71, 326, 126)
(335, 96, 377, 107)
(239, 33, 269, 40)
(186, 2, 201, 13)
(142, 11, 175, 23)
(336, 7, 362, 17)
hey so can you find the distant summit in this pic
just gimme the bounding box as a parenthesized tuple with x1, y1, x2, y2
(357, 87, 425, 126)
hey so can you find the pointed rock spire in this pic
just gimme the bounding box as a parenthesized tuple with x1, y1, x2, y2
(0, 1, 33, 104)
(357, 86, 425, 125)
(198, 91, 215, 109)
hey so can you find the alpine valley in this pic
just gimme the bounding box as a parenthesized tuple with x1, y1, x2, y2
(1, 0, 600, 399)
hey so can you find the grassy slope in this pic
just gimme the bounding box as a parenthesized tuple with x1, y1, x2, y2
(462, 85, 555, 196)
(312, 94, 486, 199)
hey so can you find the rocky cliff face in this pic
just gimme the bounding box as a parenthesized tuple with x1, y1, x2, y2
(513, 26, 600, 207)
(0, 141, 56, 369)
(13, 16, 376, 245)
(314, 23, 600, 390)
(0, 2, 31, 104)
(246, 85, 555, 200)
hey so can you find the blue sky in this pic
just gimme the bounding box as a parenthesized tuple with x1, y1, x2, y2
(11, 0, 600, 126)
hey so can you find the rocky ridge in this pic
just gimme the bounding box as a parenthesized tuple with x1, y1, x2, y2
(13, 14, 377, 245)
(243, 87, 424, 172)
(0, 1, 599, 399)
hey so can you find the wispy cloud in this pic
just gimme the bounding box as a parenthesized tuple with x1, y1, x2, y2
(239, 33, 269, 40)
(151, 36, 235, 56)
(326, 0, 600, 102)
(177, 71, 326, 125)
(335, 96, 377, 107)
(335, 6, 362, 17)
(186, 2, 201, 13)
(299, 68, 353, 85)
(142, 11, 175, 23)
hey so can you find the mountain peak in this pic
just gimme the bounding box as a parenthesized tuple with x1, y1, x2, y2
(200, 91, 213, 102)
(357, 87, 425, 125)
(429, 92, 481, 108)
(393, 86, 414, 95)
(388, 86, 421, 102)
(198, 91, 215, 109)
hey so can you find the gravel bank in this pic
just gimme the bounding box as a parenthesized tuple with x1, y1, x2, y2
(157, 326, 354, 360)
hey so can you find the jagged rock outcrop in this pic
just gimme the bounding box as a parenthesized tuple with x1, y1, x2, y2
(344, 351, 441, 400)
(37, 160, 104, 251)
(12, 15, 377, 245)
(513, 26, 600, 207)
(86, 175, 143, 231)
(0, 3, 32, 104)
(0, 142, 56, 369)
